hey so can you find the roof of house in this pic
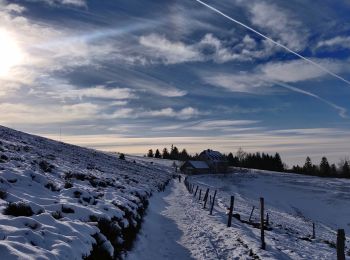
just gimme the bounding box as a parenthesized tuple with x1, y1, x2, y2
(200, 149, 226, 161)
(182, 160, 209, 169)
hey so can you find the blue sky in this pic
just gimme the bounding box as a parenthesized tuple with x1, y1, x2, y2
(1, 0, 350, 166)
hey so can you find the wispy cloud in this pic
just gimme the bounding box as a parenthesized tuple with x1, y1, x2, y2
(242, 0, 308, 50)
(141, 107, 201, 120)
(316, 36, 350, 50)
(28, 0, 87, 7)
(139, 34, 203, 64)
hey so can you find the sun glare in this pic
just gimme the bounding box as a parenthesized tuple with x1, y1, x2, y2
(0, 29, 23, 77)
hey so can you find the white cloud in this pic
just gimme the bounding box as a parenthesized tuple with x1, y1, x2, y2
(202, 72, 268, 93)
(30, 0, 87, 7)
(261, 59, 345, 83)
(242, 1, 307, 50)
(0, 102, 99, 124)
(202, 59, 348, 94)
(127, 78, 187, 97)
(139, 34, 203, 64)
(317, 36, 350, 50)
(142, 107, 200, 120)
(199, 33, 243, 63)
(59, 86, 136, 100)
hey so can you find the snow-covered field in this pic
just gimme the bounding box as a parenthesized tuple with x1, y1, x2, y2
(189, 171, 350, 259)
(0, 126, 172, 259)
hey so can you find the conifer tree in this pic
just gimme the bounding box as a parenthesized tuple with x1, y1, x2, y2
(147, 149, 154, 158)
(303, 156, 313, 174)
(180, 149, 189, 161)
(342, 161, 350, 177)
(154, 149, 161, 158)
(162, 148, 170, 159)
(330, 164, 338, 176)
(319, 157, 331, 176)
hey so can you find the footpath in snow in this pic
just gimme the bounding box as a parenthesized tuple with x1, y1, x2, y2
(128, 173, 341, 260)
(127, 177, 265, 260)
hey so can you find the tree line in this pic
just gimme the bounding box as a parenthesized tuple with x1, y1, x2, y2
(146, 145, 350, 178)
(290, 156, 350, 178)
(146, 145, 198, 161)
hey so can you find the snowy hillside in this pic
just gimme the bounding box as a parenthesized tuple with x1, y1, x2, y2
(0, 126, 172, 259)
(188, 171, 350, 259)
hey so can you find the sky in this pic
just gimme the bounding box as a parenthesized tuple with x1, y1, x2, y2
(1, 0, 350, 166)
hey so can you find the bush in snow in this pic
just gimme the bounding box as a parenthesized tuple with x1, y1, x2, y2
(0, 154, 8, 163)
(45, 182, 60, 192)
(4, 201, 34, 217)
(39, 160, 55, 173)
(73, 190, 82, 198)
(85, 233, 113, 260)
(0, 189, 7, 199)
(52, 210, 63, 219)
(61, 205, 75, 214)
(64, 181, 73, 189)
(119, 153, 125, 160)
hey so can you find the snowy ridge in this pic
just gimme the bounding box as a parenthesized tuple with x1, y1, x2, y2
(0, 125, 172, 259)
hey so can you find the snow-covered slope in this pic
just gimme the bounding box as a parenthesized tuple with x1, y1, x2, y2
(0, 126, 172, 259)
(189, 171, 350, 259)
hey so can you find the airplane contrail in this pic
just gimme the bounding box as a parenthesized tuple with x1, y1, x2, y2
(195, 0, 350, 86)
(276, 82, 347, 118)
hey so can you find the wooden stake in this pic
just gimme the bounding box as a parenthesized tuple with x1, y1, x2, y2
(266, 213, 269, 226)
(194, 186, 199, 197)
(203, 188, 210, 208)
(337, 229, 345, 260)
(260, 197, 266, 250)
(199, 189, 202, 201)
(210, 190, 217, 215)
(227, 196, 234, 227)
(312, 222, 315, 239)
(249, 206, 255, 222)
(203, 188, 209, 201)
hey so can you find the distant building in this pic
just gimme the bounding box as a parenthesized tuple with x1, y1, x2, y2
(180, 160, 210, 175)
(199, 149, 228, 173)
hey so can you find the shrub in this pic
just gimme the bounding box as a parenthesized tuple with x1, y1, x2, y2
(64, 181, 73, 189)
(82, 197, 91, 203)
(119, 153, 125, 160)
(39, 160, 54, 173)
(84, 233, 113, 260)
(73, 190, 82, 198)
(45, 182, 60, 192)
(0, 189, 7, 199)
(4, 202, 34, 217)
(52, 210, 63, 219)
(61, 205, 75, 214)
(0, 154, 8, 163)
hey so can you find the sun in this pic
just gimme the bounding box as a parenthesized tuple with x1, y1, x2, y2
(0, 29, 23, 77)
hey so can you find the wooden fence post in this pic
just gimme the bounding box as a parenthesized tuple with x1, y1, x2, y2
(266, 213, 269, 226)
(199, 189, 202, 201)
(194, 186, 199, 197)
(203, 188, 209, 201)
(337, 229, 345, 260)
(210, 190, 217, 215)
(260, 197, 266, 250)
(312, 222, 315, 239)
(203, 188, 210, 208)
(249, 206, 255, 222)
(227, 196, 234, 227)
